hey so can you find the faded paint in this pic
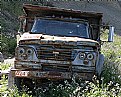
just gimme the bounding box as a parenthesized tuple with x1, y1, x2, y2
(11, 69, 94, 80)
(14, 32, 99, 80)
(19, 33, 99, 47)
(20, 33, 98, 43)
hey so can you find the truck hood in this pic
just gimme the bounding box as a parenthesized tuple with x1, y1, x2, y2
(19, 33, 99, 46)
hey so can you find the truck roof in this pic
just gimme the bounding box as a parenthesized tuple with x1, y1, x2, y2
(23, 4, 103, 19)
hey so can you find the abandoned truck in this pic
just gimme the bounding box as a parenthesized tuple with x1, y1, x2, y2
(9, 4, 114, 89)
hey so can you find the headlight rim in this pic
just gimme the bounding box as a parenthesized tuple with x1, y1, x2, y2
(87, 53, 94, 60)
(79, 52, 86, 59)
(18, 47, 25, 55)
(26, 48, 33, 55)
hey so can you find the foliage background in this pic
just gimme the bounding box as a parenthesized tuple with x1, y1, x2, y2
(0, 1, 53, 57)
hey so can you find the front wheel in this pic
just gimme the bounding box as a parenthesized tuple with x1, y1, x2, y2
(14, 78, 35, 93)
(14, 77, 22, 90)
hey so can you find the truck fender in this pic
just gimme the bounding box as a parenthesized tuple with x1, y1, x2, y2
(96, 54, 104, 77)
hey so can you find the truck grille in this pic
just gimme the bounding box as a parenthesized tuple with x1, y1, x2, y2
(36, 44, 74, 61)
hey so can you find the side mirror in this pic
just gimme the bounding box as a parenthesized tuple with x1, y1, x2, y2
(108, 26, 114, 42)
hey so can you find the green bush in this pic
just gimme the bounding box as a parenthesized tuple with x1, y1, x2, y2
(102, 52, 121, 85)
(24, 78, 121, 97)
(0, 35, 17, 57)
(101, 34, 121, 85)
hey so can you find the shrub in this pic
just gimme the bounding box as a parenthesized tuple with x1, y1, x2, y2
(0, 35, 17, 57)
(101, 34, 121, 85)
(28, 78, 121, 97)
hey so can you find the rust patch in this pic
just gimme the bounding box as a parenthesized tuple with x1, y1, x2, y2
(11, 69, 94, 80)
(11, 70, 72, 79)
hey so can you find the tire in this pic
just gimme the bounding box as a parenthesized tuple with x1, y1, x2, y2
(14, 77, 22, 90)
(8, 72, 34, 92)
(14, 77, 34, 93)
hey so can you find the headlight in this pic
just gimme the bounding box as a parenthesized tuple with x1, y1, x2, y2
(79, 52, 86, 59)
(87, 53, 94, 60)
(18, 48, 25, 55)
(26, 48, 33, 55)
(16, 47, 34, 60)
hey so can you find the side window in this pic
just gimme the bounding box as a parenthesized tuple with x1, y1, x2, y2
(18, 19, 26, 34)
(18, 18, 34, 34)
(26, 18, 34, 32)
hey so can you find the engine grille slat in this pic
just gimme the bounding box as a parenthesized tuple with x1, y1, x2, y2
(39, 49, 72, 52)
(36, 43, 74, 61)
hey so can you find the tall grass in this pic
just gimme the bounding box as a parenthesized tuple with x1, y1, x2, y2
(101, 34, 121, 85)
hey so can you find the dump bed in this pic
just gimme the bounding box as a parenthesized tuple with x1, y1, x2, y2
(23, 4, 103, 40)
(23, 4, 102, 19)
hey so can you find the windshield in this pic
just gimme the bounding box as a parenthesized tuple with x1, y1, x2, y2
(31, 18, 90, 38)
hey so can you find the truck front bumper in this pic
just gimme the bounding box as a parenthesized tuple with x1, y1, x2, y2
(10, 69, 95, 80)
